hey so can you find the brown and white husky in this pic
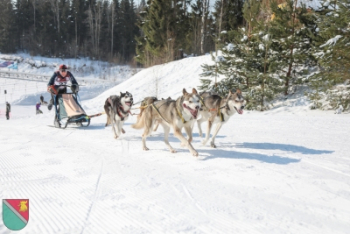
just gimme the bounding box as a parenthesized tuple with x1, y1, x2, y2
(132, 88, 201, 156)
(197, 89, 245, 148)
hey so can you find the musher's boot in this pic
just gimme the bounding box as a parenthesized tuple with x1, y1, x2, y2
(48, 98, 54, 111)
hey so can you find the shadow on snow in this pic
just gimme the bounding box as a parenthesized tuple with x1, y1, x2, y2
(200, 148, 301, 165)
(233, 142, 333, 155)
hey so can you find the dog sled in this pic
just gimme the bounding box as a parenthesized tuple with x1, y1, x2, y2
(48, 85, 105, 129)
(53, 93, 91, 129)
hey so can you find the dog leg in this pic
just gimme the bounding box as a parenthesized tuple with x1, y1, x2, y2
(174, 127, 198, 156)
(105, 107, 111, 127)
(210, 122, 223, 148)
(162, 124, 176, 153)
(182, 125, 193, 147)
(202, 120, 213, 146)
(197, 117, 205, 137)
(153, 120, 160, 131)
(122, 128, 125, 134)
(116, 120, 122, 137)
(112, 119, 119, 139)
(142, 133, 149, 150)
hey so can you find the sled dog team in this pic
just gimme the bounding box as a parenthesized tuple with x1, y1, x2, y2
(104, 88, 246, 156)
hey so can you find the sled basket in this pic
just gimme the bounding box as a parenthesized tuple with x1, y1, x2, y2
(54, 93, 90, 128)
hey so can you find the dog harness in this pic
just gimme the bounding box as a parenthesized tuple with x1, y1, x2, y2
(151, 103, 171, 124)
(117, 104, 132, 121)
(108, 97, 132, 121)
(200, 94, 226, 122)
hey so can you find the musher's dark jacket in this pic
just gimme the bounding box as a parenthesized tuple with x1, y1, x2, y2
(48, 71, 78, 87)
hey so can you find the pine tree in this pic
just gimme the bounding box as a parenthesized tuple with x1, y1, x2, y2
(269, 0, 315, 96)
(189, 0, 203, 55)
(136, 0, 177, 66)
(212, 0, 244, 45)
(200, 0, 280, 110)
(71, 0, 89, 58)
(35, 1, 56, 56)
(308, 0, 350, 111)
(0, 0, 16, 52)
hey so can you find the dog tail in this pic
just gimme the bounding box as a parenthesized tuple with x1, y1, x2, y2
(132, 106, 151, 129)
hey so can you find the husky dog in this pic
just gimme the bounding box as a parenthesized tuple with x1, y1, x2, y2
(197, 89, 245, 148)
(154, 97, 172, 131)
(137, 96, 172, 132)
(132, 88, 201, 156)
(138, 96, 158, 120)
(104, 91, 133, 138)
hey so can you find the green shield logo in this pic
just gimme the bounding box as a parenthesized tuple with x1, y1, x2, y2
(2, 199, 29, 231)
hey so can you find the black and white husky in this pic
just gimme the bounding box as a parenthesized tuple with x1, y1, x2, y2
(104, 91, 133, 139)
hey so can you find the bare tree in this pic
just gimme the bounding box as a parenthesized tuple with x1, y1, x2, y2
(87, 2, 103, 58)
(49, 0, 60, 33)
(200, 0, 209, 55)
(111, 1, 115, 58)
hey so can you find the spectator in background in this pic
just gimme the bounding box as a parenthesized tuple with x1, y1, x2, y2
(40, 94, 47, 105)
(6, 102, 11, 120)
(36, 102, 43, 115)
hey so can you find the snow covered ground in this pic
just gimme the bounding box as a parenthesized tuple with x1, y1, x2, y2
(0, 54, 349, 234)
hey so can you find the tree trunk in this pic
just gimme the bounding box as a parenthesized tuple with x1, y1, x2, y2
(200, 0, 209, 55)
(111, 2, 114, 58)
(75, 15, 78, 58)
(285, 0, 298, 95)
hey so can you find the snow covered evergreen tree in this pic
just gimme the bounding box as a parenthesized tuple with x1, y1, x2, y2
(199, 0, 280, 110)
(308, 0, 350, 111)
(269, 0, 315, 96)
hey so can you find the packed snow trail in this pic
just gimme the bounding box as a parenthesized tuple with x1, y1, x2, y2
(0, 107, 349, 234)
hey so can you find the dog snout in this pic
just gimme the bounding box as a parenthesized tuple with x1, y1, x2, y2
(195, 105, 200, 110)
(241, 106, 245, 110)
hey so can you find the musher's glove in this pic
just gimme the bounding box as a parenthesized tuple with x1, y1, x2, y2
(47, 85, 58, 95)
(71, 84, 79, 94)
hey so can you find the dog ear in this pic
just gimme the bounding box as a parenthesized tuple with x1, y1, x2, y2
(192, 88, 198, 95)
(183, 88, 188, 95)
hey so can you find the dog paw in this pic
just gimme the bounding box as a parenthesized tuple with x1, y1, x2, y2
(170, 149, 177, 153)
(192, 151, 199, 157)
(143, 147, 149, 151)
(122, 128, 125, 134)
(202, 141, 207, 146)
(114, 135, 119, 139)
(210, 142, 216, 148)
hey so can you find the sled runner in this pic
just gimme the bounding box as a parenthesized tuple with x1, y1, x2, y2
(53, 93, 90, 129)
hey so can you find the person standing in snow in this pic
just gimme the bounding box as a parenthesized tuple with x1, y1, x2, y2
(36, 102, 43, 114)
(47, 64, 79, 110)
(6, 102, 11, 120)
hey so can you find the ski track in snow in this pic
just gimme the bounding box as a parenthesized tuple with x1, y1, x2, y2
(1, 109, 349, 234)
